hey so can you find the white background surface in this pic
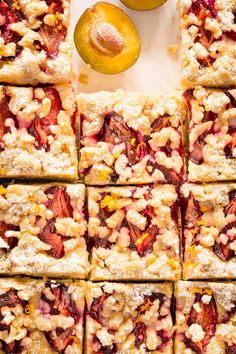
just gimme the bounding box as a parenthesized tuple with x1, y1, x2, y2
(70, 0, 181, 93)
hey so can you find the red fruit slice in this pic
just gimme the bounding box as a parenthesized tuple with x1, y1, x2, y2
(0, 88, 12, 142)
(224, 132, 236, 159)
(225, 31, 236, 42)
(97, 344, 117, 354)
(50, 284, 80, 321)
(157, 163, 180, 184)
(188, 0, 217, 18)
(185, 293, 218, 353)
(28, 88, 62, 150)
(225, 190, 236, 215)
(225, 343, 236, 354)
(45, 186, 73, 218)
(213, 221, 236, 261)
(182, 192, 201, 228)
(133, 322, 146, 349)
(0, 289, 25, 308)
(90, 293, 108, 325)
(0, 221, 19, 250)
(189, 111, 216, 163)
(128, 224, 158, 257)
(38, 221, 65, 259)
(45, 327, 74, 352)
(0, 340, 22, 354)
(151, 115, 171, 132)
(39, 23, 66, 58)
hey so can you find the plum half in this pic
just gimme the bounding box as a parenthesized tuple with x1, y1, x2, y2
(120, 0, 167, 10)
(74, 2, 140, 74)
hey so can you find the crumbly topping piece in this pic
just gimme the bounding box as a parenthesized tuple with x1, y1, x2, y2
(184, 87, 236, 182)
(180, 0, 236, 87)
(0, 0, 72, 85)
(79, 90, 185, 185)
(181, 183, 236, 279)
(0, 278, 84, 354)
(0, 85, 78, 180)
(85, 282, 173, 354)
(88, 184, 181, 280)
(175, 281, 236, 354)
(0, 184, 89, 278)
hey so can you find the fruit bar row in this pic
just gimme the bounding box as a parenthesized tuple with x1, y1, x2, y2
(0, 277, 235, 354)
(0, 86, 235, 183)
(0, 182, 235, 280)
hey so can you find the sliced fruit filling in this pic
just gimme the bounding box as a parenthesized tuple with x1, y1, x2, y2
(186, 0, 236, 68)
(0, 0, 66, 61)
(81, 109, 184, 184)
(87, 284, 173, 353)
(184, 291, 218, 353)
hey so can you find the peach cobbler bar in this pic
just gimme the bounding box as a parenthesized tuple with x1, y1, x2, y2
(0, 0, 72, 85)
(184, 87, 236, 182)
(180, 0, 236, 87)
(175, 281, 236, 354)
(85, 282, 174, 353)
(79, 90, 185, 185)
(0, 85, 78, 180)
(88, 185, 181, 280)
(0, 184, 89, 277)
(0, 278, 84, 353)
(181, 183, 236, 279)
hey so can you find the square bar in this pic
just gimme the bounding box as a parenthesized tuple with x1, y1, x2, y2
(0, 277, 84, 353)
(0, 0, 72, 85)
(79, 90, 185, 185)
(175, 281, 236, 354)
(0, 183, 89, 278)
(0, 85, 78, 180)
(181, 182, 236, 279)
(85, 282, 173, 353)
(180, 0, 236, 87)
(88, 184, 181, 280)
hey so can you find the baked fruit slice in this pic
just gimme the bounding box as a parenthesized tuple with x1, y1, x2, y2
(79, 90, 186, 185)
(184, 87, 236, 182)
(74, 2, 140, 74)
(181, 183, 236, 279)
(88, 184, 181, 280)
(175, 281, 236, 354)
(0, 184, 89, 278)
(0, 85, 78, 180)
(85, 282, 174, 353)
(0, 278, 84, 353)
(0, 0, 72, 85)
(120, 0, 167, 10)
(180, 0, 236, 87)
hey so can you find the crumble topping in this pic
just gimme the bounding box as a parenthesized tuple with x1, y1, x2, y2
(85, 282, 173, 354)
(180, 0, 236, 87)
(0, 85, 78, 180)
(88, 184, 181, 280)
(0, 0, 72, 85)
(181, 183, 236, 279)
(79, 90, 185, 185)
(0, 184, 89, 278)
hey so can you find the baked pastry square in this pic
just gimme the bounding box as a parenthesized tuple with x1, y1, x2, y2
(85, 282, 174, 354)
(0, 85, 78, 180)
(79, 90, 185, 185)
(88, 184, 181, 280)
(0, 183, 89, 278)
(184, 87, 236, 182)
(0, 277, 84, 353)
(180, 0, 236, 87)
(0, 0, 72, 85)
(181, 183, 236, 279)
(175, 281, 236, 354)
